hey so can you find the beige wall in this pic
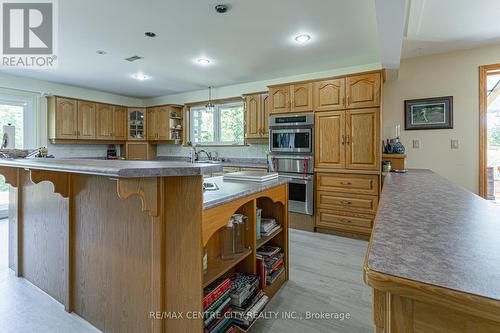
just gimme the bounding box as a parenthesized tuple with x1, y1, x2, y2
(384, 44, 500, 193)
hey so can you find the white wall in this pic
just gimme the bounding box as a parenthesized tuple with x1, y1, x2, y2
(384, 44, 500, 193)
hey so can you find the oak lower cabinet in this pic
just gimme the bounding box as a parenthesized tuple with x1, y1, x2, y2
(315, 109, 380, 171)
(315, 172, 379, 239)
(244, 92, 269, 139)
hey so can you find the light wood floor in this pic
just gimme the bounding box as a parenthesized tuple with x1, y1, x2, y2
(0, 219, 373, 333)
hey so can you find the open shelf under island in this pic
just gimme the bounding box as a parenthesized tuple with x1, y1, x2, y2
(0, 158, 289, 333)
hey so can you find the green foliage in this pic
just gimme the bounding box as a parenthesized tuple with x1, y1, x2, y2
(489, 122, 500, 147)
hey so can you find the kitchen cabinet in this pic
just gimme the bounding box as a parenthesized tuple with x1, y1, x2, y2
(147, 105, 181, 141)
(290, 83, 313, 112)
(146, 107, 159, 140)
(269, 85, 290, 114)
(269, 83, 313, 114)
(315, 109, 379, 171)
(51, 97, 78, 139)
(345, 73, 381, 109)
(244, 92, 269, 139)
(96, 104, 115, 140)
(345, 108, 380, 170)
(77, 101, 96, 139)
(113, 106, 127, 140)
(315, 111, 345, 169)
(128, 108, 146, 140)
(313, 78, 345, 111)
(125, 141, 156, 160)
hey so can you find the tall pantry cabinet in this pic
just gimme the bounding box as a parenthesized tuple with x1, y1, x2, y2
(313, 71, 382, 239)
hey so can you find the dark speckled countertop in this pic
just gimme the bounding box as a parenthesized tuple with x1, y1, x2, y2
(367, 169, 500, 301)
(203, 176, 289, 210)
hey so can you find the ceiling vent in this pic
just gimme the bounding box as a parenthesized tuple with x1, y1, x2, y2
(124, 55, 144, 62)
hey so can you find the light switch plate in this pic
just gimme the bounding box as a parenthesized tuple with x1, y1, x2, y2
(451, 139, 459, 149)
(413, 139, 420, 149)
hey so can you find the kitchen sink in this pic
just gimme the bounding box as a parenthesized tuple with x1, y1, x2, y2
(194, 160, 221, 164)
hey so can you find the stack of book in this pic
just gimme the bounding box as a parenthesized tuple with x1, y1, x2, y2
(203, 278, 234, 333)
(256, 245, 285, 288)
(260, 218, 280, 237)
(230, 273, 269, 331)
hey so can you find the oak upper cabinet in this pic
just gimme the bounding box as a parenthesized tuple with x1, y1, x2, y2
(315, 111, 345, 169)
(313, 79, 345, 111)
(113, 106, 127, 140)
(261, 93, 270, 137)
(245, 94, 261, 139)
(52, 97, 78, 139)
(291, 83, 313, 112)
(146, 107, 158, 140)
(345, 109, 380, 170)
(346, 73, 381, 109)
(76, 101, 96, 139)
(157, 106, 170, 140)
(269, 85, 290, 114)
(96, 104, 115, 140)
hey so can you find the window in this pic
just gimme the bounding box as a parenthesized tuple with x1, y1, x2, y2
(190, 101, 244, 145)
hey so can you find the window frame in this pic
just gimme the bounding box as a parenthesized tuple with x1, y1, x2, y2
(0, 93, 37, 149)
(189, 100, 245, 146)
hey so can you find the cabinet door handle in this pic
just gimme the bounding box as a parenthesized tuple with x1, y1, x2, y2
(341, 135, 345, 145)
(340, 200, 352, 205)
(346, 95, 350, 105)
(346, 135, 350, 144)
(340, 181, 352, 185)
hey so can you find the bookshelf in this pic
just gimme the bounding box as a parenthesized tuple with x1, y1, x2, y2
(202, 184, 288, 333)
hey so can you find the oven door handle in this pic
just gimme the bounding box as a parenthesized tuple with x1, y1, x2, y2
(282, 174, 313, 181)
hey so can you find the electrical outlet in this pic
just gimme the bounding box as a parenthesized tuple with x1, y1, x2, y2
(451, 139, 459, 149)
(413, 139, 420, 149)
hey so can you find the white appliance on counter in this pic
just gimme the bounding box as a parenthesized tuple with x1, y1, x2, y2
(268, 114, 314, 215)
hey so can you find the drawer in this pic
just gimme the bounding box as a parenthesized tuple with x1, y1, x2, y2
(316, 173, 379, 195)
(316, 209, 372, 235)
(315, 209, 373, 229)
(316, 191, 378, 214)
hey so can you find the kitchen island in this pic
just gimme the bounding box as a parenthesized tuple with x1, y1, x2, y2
(0, 159, 289, 333)
(364, 170, 500, 332)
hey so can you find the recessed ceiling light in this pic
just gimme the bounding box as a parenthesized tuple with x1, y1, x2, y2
(96, 50, 107, 55)
(295, 34, 311, 44)
(132, 73, 149, 81)
(197, 58, 211, 65)
(144, 32, 157, 38)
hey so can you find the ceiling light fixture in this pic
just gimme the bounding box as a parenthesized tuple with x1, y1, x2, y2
(132, 73, 149, 81)
(96, 50, 107, 55)
(206, 86, 215, 112)
(294, 34, 311, 44)
(197, 58, 211, 65)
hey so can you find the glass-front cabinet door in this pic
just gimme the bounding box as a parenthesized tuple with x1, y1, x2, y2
(128, 108, 146, 140)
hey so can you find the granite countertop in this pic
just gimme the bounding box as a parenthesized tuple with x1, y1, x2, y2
(203, 176, 289, 209)
(367, 169, 500, 301)
(0, 158, 222, 178)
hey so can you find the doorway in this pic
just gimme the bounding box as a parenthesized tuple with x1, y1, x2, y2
(479, 64, 500, 202)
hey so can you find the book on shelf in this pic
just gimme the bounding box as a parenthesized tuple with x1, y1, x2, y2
(203, 278, 231, 310)
(204, 289, 231, 319)
(204, 296, 231, 329)
(206, 315, 233, 333)
(256, 245, 281, 258)
(256, 258, 267, 289)
(260, 218, 277, 232)
(261, 224, 280, 237)
(267, 264, 285, 285)
(230, 273, 260, 308)
(232, 293, 269, 330)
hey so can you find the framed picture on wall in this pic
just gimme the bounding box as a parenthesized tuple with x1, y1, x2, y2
(404, 96, 453, 130)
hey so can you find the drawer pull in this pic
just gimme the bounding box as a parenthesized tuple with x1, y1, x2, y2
(340, 181, 352, 185)
(340, 200, 352, 205)
(340, 219, 352, 224)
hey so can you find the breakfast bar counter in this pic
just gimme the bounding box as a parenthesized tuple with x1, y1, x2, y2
(364, 169, 500, 333)
(0, 158, 290, 333)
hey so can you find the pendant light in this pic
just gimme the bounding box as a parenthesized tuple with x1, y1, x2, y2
(206, 86, 215, 112)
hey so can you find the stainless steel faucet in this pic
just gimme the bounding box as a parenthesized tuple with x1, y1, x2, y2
(197, 149, 212, 161)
